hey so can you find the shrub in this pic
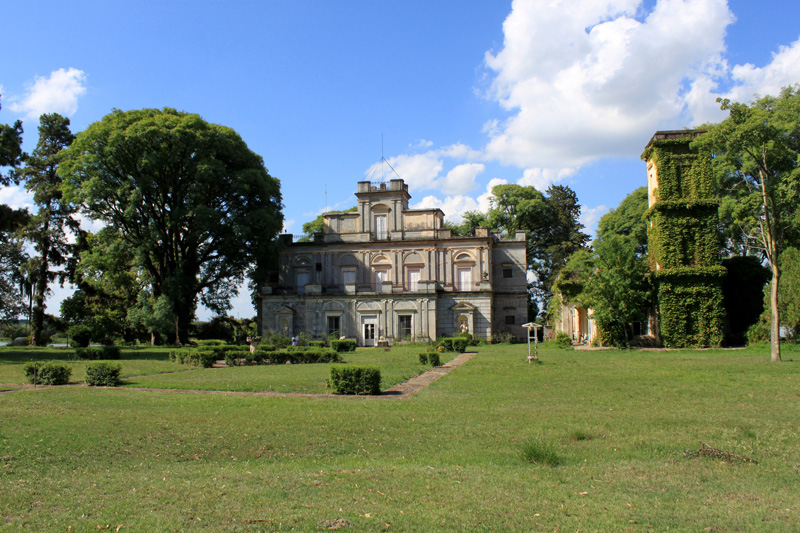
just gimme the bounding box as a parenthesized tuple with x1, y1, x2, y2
(439, 337, 468, 353)
(169, 349, 216, 368)
(418, 353, 428, 364)
(309, 341, 326, 348)
(428, 352, 441, 366)
(331, 339, 356, 353)
(85, 363, 122, 387)
(553, 332, 573, 350)
(458, 332, 478, 346)
(23, 361, 72, 385)
(101, 346, 121, 359)
(328, 366, 381, 395)
(74, 346, 120, 360)
(68, 324, 92, 348)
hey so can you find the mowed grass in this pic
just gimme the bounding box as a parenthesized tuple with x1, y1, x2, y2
(0, 345, 454, 393)
(1, 343, 799, 531)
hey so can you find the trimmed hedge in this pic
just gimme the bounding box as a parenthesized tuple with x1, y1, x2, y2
(23, 361, 72, 385)
(169, 349, 216, 368)
(74, 346, 121, 360)
(328, 366, 381, 395)
(428, 352, 441, 366)
(331, 339, 356, 353)
(308, 341, 326, 348)
(439, 337, 468, 353)
(419, 353, 428, 364)
(85, 363, 122, 387)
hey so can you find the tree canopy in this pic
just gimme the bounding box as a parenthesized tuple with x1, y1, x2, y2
(695, 86, 800, 361)
(60, 108, 283, 344)
(18, 113, 77, 345)
(460, 183, 589, 304)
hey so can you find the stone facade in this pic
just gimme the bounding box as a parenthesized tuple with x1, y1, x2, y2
(260, 179, 528, 345)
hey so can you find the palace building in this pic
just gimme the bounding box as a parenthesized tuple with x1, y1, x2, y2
(259, 179, 528, 345)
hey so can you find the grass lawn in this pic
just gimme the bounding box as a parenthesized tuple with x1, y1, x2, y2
(1, 343, 799, 531)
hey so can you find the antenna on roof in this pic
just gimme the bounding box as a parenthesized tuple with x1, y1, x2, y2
(365, 135, 403, 183)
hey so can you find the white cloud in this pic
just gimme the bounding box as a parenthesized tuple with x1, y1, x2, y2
(283, 219, 295, 233)
(411, 194, 480, 224)
(580, 204, 611, 239)
(434, 163, 485, 195)
(483, 0, 735, 168)
(0, 185, 34, 211)
(373, 152, 442, 192)
(8, 68, 87, 120)
(517, 167, 576, 191)
(727, 38, 800, 103)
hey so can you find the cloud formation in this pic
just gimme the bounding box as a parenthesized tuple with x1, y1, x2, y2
(378, 0, 800, 233)
(8, 68, 87, 120)
(483, 0, 735, 169)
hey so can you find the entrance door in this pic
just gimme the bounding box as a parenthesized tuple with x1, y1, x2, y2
(361, 316, 377, 347)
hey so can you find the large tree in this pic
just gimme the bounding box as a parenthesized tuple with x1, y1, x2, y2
(0, 96, 25, 187)
(465, 183, 589, 303)
(0, 206, 29, 326)
(696, 86, 800, 362)
(60, 108, 283, 344)
(18, 114, 77, 345)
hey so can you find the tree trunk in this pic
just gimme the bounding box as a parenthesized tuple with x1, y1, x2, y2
(31, 251, 49, 346)
(176, 303, 193, 346)
(769, 263, 782, 362)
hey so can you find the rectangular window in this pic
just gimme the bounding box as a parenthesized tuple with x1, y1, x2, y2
(374, 214, 387, 240)
(457, 268, 471, 291)
(296, 271, 309, 295)
(505, 315, 516, 325)
(407, 269, 420, 291)
(398, 315, 412, 339)
(327, 316, 341, 336)
(375, 269, 387, 289)
(342, 269, 356, 286)
(503, 268, 513, 278)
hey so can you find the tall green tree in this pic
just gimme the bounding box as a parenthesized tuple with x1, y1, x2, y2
(478, 183, 589, 302)
(61, 228, 146, 344)
(18, 114, 77, 345)
(0, 206, 29, 326)
(60, 108, 284, 344)
(596, 186, 649, 254)
(0, 96, 25, 186)
(696, 86, 800, 362)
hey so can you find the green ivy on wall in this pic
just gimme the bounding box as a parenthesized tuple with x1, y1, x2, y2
(643, 134, 724, 348)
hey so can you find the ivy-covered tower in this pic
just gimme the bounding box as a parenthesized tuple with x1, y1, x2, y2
(642, 130, 725, 347)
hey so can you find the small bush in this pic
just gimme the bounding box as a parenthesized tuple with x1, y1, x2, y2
(553, 332, 574, 350)
(428, 352, 441, 366)
(68, 324, 92, 348)
(309, 341, 326, 348)
(328, 366, 381, 395)
(101, 345, 121, 359)
(170, 349, 216, 368)
(520, 437, 563, 466)
(23, 361, 72, 385)
(331, 339, 357, 353)
(74, 347, 101, 360)
(439, 337, 468, 353)
(418, 353, 428, 364)
(85, 363, 122, 387)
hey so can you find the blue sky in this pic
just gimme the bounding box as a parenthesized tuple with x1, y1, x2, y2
(2, 0, 799, 320)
